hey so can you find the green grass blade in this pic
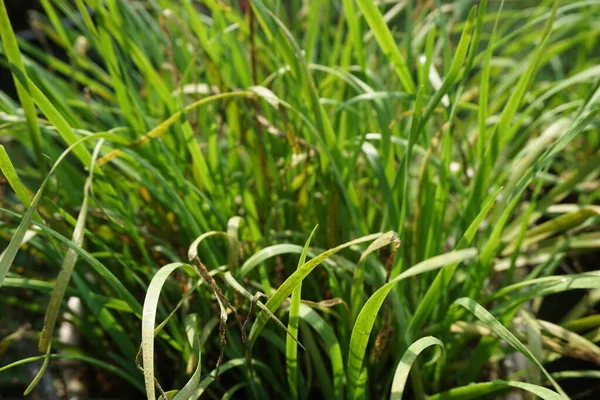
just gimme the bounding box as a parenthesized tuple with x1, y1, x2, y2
(97, 91, 252, 167)
(141, 262, 197, 400)
(348, 248, 478, 398)
(172, 314, 202, 400)
(223, 271, 303, 347)
(453, 297, 567, 398)
(240, 244, 304, 277)
(419, 6, 477, 127)
(390, 336, 444, 400)
(428, 380, 562, 400)
(286, 225, 317, 399)
(354, 0, 415, 93)
(71, 272, 138, 366)
(38, 140, 103, 352)
(190, 358, 271, 400)
(351, 231, 400, 322)
(24, 140, 104, 395)
(0, 0, 43, 168)
(1, 206, 142, 315)
(497, 0, 559, 148)
(247, 233, 382, 350)
(0, 353, 144, 392)
(1, 1, 599, 398)
(491, 273, 600, 314)
(0, 133, 108, 288)
(552, 371, 600, 381)
(341, 0, 364, 68)
(298, 303, 344, 399)
(9, 68, 92, 167)
(0, 145, 42, 222)
(408, 187, 502, 338)
(0, 145, 31, 206)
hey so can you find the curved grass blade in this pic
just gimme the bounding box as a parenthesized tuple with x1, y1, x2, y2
(221, 383, 247, 400)
(97, 91, 252, 166)
(347, 249, 478, 398)
(390, 336, 444, 400)
(427, 380, 561, 400)
(239, 244, 304, 277)
(141, 262, 197, 400)
(453, 297, 567, 398)
(351, 231, 400, 322)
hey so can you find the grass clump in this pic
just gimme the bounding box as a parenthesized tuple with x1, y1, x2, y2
(1, 0, 600, 398)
